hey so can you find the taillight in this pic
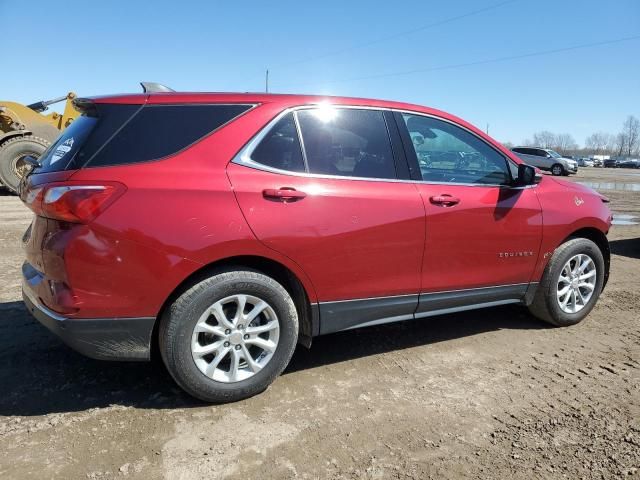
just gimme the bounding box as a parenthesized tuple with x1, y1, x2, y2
(21, 182, 126, 223)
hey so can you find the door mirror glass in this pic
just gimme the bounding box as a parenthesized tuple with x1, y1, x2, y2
(517, 164, 541, 185)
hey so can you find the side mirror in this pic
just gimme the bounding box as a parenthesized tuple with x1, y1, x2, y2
(516, 164, 541, 186)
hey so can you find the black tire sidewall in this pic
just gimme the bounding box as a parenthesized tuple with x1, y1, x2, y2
(542, 239, 605, 326)
(0, 137, 49, 192)
(551, 164, 564, 176)
(161, 271, 298, 403)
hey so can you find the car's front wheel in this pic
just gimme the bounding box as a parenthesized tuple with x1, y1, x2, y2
(551, 163, 565, 176)
(528, 238, 605, 327)
(159, 270, 299, 403)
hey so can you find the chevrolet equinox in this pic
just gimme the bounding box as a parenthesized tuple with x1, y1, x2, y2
(20, 86, 612, 402)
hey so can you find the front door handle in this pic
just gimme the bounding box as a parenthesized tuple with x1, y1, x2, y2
(262, 187, 307, 202)
(430, 194, 460, 207)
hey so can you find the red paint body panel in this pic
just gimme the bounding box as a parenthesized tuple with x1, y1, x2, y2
(414, 184, 543, 292)
(228, 163, 425, 301)
(530, 177, 611, 281)
(21, 92, 611, 323)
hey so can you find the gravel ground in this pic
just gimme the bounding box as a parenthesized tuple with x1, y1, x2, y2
(0, 168, 638, 479)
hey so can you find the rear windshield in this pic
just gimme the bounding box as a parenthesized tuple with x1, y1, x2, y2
(35, 103, 253, 173)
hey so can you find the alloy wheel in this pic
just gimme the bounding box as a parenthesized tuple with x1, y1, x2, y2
(191, 294, 280, 383)
(556, 254, 597, 314)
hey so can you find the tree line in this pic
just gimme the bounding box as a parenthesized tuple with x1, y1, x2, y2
(503, 115, 640, 157)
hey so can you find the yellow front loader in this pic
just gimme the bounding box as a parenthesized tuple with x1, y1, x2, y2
(0, 92, 79, 193)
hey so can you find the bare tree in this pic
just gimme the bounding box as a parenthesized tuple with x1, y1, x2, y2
(615, 132, 627, 156)
(606, 136, 616, 154)
(532, 131, 556, 149)
(621, 115, 640, 156)
(516, 115, 639, 156)
(585, 132, 614, 155)
(553, 133, 578, 154)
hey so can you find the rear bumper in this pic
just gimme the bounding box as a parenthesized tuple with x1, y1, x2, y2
(22, 284, 155, 361)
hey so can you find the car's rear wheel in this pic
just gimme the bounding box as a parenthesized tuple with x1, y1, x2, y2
(528, 238, 605, 327)
(159, 270, 299, 403)
(551, 163, 564, 176)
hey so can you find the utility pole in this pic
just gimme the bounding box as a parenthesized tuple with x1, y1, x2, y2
(265, 69, 269, 93)
(486, 123, 489, 135)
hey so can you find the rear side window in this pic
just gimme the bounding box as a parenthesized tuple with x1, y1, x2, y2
(35, 103, 252, 172)
(296, 108, 396, 179)
(247, 108, 397, 180)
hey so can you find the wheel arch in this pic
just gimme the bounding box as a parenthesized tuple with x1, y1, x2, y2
(152, 255, 318, 360)
(563, 227, 610, 289)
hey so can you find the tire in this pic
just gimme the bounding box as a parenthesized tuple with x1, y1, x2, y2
(159, 270, 299, 403)
(0, 136, 50, 193)
(528, 238, 605, 327)
(550, 163, 564, 176)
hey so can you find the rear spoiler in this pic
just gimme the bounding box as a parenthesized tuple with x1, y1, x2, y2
(72, 82, 175, 114)
(72, 97, 98, 116)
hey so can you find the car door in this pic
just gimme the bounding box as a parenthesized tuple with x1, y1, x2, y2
(227, 107, 426, 334)
(395, 112, 543, 315)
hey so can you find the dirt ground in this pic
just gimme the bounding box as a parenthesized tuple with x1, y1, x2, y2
(0, 168, 638, 479)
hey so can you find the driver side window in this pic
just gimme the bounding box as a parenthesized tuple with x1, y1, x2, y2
(402, 113, 512, 185)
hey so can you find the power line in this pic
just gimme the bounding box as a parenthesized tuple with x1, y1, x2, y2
(272, 0, 520, 70)
(287, 34, 640, 89)
(242, 0, 519, 87)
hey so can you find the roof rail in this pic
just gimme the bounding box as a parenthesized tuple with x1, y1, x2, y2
(140, 82, 175, 93)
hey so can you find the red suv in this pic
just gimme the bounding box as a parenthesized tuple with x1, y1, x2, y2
(20, 87, 612, 402)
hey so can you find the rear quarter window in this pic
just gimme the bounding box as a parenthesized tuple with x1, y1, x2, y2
(34, 103, 253, 172)
(87, 104, 253, 167)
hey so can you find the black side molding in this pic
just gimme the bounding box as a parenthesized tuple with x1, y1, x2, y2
(416, 284, 528, 316)
(319, 294, 419, 335)
(318, 284, 534, 334)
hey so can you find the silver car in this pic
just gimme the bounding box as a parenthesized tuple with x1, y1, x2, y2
(511, 147, 578, 176)
(577, 157, 595, 167)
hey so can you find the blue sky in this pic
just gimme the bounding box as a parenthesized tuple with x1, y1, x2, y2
(2, 0, 638, 145)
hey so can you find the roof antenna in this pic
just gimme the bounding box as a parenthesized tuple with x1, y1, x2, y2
(140, 82, 175, 93)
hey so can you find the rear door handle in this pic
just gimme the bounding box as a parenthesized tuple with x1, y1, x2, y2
(430, 194, 460, 207)
(262, 187, 307, 201)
